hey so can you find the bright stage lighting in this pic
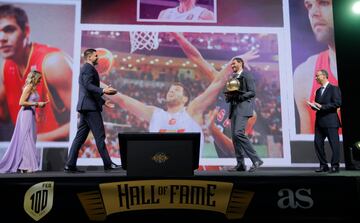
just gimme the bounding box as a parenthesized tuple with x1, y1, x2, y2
(352, 1, 360, 14)
(354, 141, 360, 150)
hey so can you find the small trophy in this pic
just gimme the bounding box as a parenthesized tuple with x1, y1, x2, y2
(224, 78, 241, 101)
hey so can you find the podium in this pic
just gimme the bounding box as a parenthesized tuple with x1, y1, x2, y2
(118, 132, 200, 176)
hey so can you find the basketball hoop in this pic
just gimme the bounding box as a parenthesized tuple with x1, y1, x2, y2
(129, 31, 159, 53)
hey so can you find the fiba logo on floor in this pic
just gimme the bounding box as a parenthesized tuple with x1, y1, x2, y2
(23, 181, 54, 221)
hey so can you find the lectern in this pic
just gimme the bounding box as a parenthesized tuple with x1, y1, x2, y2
(118, 132, 200, 177)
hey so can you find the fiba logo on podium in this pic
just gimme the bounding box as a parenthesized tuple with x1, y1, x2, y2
(23, 181, 54, 221)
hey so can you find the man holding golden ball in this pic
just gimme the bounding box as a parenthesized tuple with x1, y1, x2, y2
(224, 57, 263, 172)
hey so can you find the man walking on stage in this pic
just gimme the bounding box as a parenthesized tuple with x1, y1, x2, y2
(224, 57, 263, 172)
(64, 48, 118, 173)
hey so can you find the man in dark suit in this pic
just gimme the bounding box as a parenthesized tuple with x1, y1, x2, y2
(64, 48, 118, 173)
(225, 57, 263, 172)
(307, 69, 341, 173)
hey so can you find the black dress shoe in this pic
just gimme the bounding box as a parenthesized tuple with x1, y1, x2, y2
(64, 165, 85, 173)
(248, 160, 264, 172)
(315, 166, 329, 173)
(328, 166, 339, 173)
(104, 163, 120, 171)
(230, 164, 246, 171)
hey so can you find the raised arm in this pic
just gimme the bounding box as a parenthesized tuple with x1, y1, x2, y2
(100, 82, 155, 122)
(172, 32, 217, 80)
(172, 32, 259, 81)
(221, 49, 260, 77)
(187, 65, 230, 117)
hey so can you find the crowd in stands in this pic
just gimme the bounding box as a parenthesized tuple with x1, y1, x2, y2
(84, 31, 278, 55)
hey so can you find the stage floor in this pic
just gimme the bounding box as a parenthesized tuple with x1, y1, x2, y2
(0, 168, 359, 223)
(1, 167, 359, 178)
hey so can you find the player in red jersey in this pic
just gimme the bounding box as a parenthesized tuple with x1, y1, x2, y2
(0, 4, 72, 141)
(293, 0, 340, 134)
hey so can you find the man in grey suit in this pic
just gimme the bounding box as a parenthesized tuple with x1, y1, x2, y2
(307, 69, 341, 173)
(225, 57, 263, 172)
(64, 48, 118, 173)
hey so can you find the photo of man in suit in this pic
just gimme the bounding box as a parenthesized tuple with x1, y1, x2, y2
(64, 48, 118, 173)
(307, 69, 341, 173)
(224, 57, 263, 172)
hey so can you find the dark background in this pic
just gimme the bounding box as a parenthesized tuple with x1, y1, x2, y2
(333, 0, 360, 169)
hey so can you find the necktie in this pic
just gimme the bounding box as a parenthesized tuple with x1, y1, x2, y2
(320, 86, 325, 95)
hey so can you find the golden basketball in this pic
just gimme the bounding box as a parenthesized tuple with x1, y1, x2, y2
(95, 48, 114, 76)
(225, 78, 241, 92)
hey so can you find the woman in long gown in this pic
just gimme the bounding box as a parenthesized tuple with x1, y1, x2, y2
(0, 70, 49, 173)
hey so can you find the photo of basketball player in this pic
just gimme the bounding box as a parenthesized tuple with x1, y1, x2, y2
(138, 0, 216, 23)
(80, 30, 282, 163)
(82, 0, 282, 27)
(290, 0, 340, 135)
(0, 3, 75, 142)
